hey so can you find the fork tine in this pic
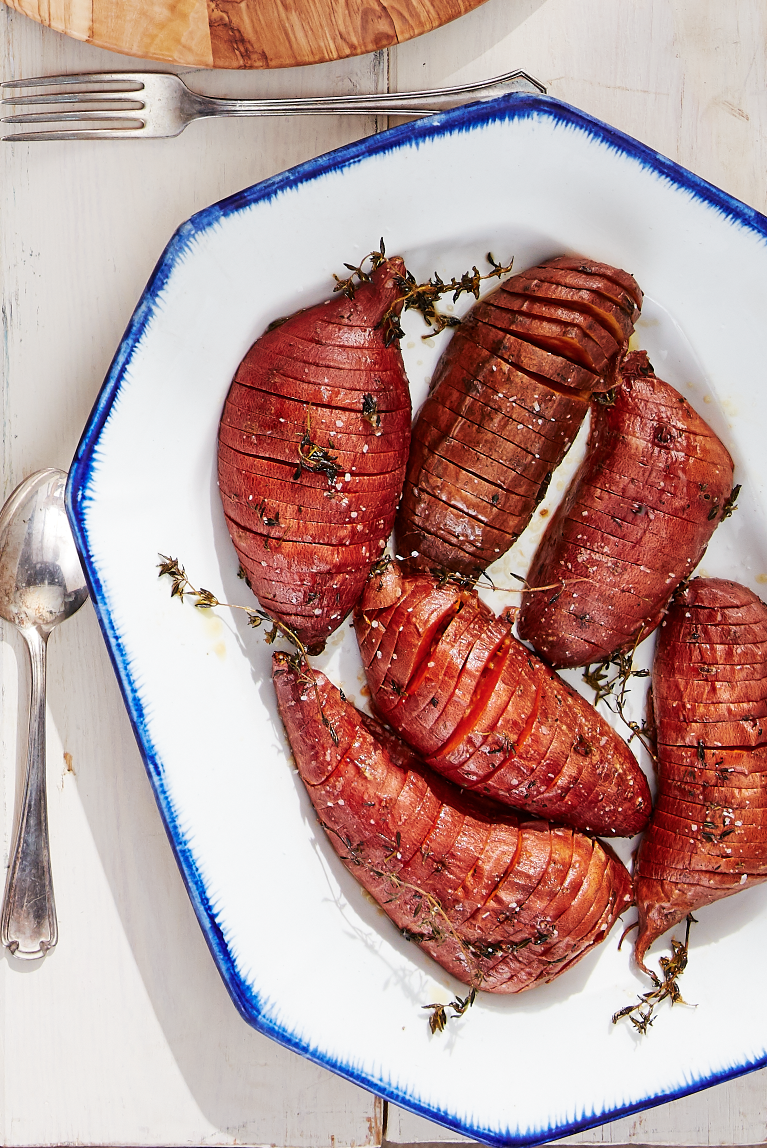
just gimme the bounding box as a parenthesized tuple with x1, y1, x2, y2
(2, 111, 143, 125)
(2, 92, 144, 107)
(2, 129, 141, 141)
(1, 72, 147, 90)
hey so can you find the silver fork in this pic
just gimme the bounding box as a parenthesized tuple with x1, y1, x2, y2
(0, 69, 545, 141)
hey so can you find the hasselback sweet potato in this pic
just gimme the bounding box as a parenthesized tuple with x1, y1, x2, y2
(633, 578, 767, 970)
(517, 351, 735, 669)
(354, 560, 651, 836)
(272, 651, 632, 994)
(395, 255, 642, 577)
(217, 258, 411, 653)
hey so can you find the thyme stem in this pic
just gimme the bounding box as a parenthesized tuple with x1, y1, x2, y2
(158, 555, 342, 745)
(582, 631, 656, 761)
(382, 252, 515, 345)
(612, 915, 697, 1034)
(294, 406, 340, 487)
(322, 821, 482, 1032)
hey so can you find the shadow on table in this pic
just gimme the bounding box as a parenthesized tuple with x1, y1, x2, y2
(23, 604, 377, 1143)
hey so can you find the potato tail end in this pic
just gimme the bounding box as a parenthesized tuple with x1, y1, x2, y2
(633, 880, 687, 977)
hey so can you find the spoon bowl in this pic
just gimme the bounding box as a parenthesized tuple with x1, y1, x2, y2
(0, 469, 88, 959)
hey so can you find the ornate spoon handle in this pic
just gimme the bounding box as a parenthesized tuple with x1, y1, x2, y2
(1, 627, 57, 959)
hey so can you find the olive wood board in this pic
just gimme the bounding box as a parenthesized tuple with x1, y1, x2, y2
(2, 0, 489, 69)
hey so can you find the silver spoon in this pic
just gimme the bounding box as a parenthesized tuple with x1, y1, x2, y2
(0, 469, 88, 959)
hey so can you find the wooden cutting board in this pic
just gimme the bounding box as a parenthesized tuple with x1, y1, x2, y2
(4, 0, 489, 68)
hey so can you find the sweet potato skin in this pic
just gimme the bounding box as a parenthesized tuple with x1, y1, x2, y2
(272, 652, 632, 994)
(354, 561, 651, 837)
(633, 579, 767, 970)
(517, 351, 735, 668)
(217, 259, 411, 653)
(395, 256, 642, 577)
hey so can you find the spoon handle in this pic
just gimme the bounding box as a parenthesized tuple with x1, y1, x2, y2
(1, 628, 57, 959)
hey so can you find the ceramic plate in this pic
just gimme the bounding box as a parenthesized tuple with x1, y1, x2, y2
(68, 94, 767, 1146)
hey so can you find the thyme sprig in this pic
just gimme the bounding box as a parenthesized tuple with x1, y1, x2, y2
(361, 393, 381, 430)
(423, 990, 476, 1035)
(159, 553, 270, 627)
(583, 646, 643, 709)
(433, 568, 480, 591)
(383, 252, 515, 345)
(582, 634, 655, 759)
(332, 239, 388, 298)
(477, 569, 592, 596)
(332, 240, 515, 347)
(294, 407, 340, 487)
(425, 565, 591, 600)
(612, 915, 696, 1035)
(719, 483, 742, 522)
(324, 823, 482, 1033)
(363, 555, 577, 600)
(157, 555, 338, 744)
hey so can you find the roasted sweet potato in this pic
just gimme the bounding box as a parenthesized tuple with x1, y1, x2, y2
(395, 255, 642, 577)
(217, 258, 411, 653)
(272, 652, 632, 994)
(633, 578, 767, 970)
(354, 560, 651, 836)
(517, 351, 735, 669)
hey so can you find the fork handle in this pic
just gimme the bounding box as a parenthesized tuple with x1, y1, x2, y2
(188, 71, 544, 119)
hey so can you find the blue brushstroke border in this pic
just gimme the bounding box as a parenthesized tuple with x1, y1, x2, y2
(67, 93, 767, 1146)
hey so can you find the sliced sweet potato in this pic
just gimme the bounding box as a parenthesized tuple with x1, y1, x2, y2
(217, 258, 411, 652)
(273, 652, 632, 995)
(354, 561, 651, 837)
(517, 351, 735, 668)
(633, 579, 767, 971)
(395, 256, 641, 578)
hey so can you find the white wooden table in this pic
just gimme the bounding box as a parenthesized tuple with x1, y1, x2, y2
(1, 1, 766, 1144)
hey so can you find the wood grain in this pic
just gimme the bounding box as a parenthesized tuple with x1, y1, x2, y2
(1, 0, 489, 68)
